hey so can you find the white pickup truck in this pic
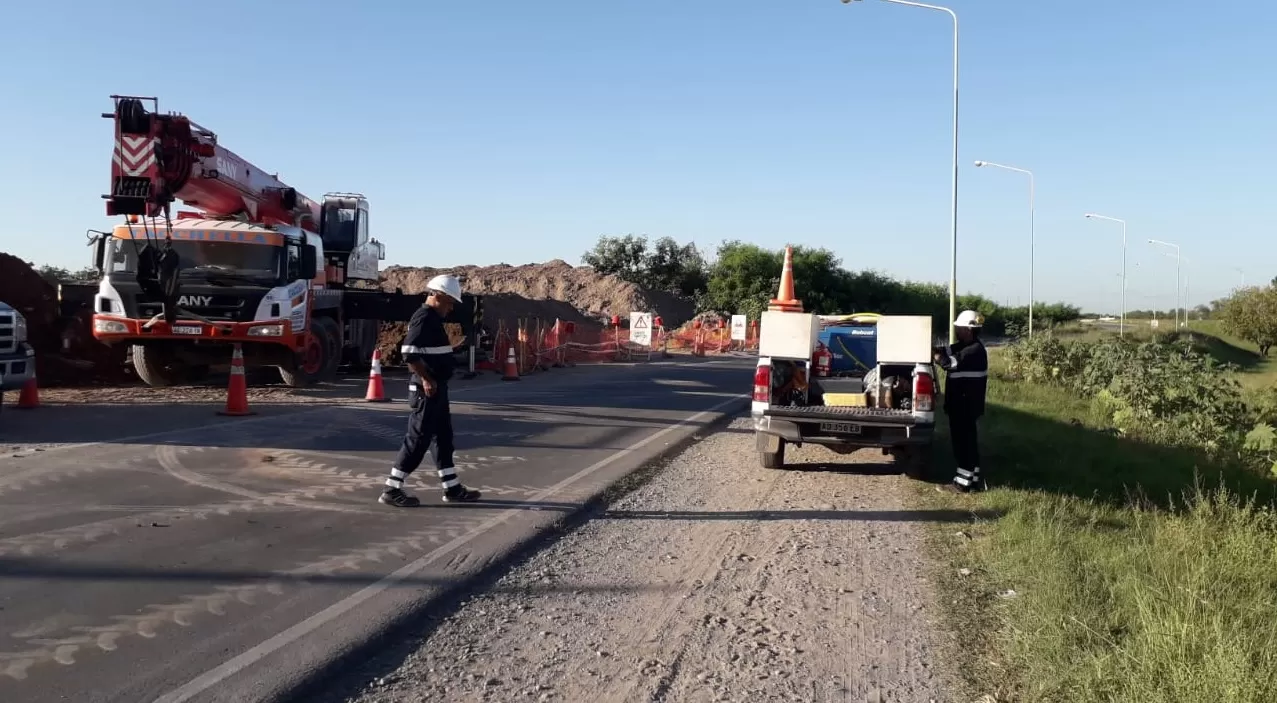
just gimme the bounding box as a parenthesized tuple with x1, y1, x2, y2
(0, 302, 35, 394)
(750, 311, 938, 476)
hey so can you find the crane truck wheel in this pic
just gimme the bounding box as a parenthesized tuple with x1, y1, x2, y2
(132, 345, 184, 387)
(315, 316, 342, 381)
(277, 323, 334, 388)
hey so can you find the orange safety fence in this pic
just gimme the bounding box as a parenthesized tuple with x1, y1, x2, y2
(479, 318, 677, 378)
(664, 322, 759, 356)
(472, 316, 761, 379)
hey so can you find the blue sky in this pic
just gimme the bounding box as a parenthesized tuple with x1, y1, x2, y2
(2, 0, 1272, 314)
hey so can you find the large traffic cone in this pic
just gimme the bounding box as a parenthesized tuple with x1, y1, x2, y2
(217, 344, 255, 416)
(768, 246, 804, 312)
(15, 375, 39, 410)
(502, 346, 520, 381)
(365, 349, 390, 402)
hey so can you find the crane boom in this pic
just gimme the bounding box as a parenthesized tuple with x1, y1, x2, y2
(104, 95, 320, 230)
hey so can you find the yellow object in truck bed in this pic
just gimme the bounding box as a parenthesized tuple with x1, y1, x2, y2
(823, 392, 869, 407)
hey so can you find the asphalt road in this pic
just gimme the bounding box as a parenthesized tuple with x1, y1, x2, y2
(0, 356, 751, 703)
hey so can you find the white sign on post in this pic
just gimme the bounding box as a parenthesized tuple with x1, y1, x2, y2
(629, 312, 653, 347)
(730, 314, 748, 342)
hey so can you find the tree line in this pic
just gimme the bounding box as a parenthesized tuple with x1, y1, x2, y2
(35, 265, 99, 285)
(582, 234, 1082, 336)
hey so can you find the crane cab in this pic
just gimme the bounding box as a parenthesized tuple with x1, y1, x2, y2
(319, 192, 384, 285)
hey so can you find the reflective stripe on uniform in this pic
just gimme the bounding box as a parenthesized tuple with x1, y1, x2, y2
(401, 344, 454, 355)
(949, 370, 988, 379)
(437, 467, 460, 489)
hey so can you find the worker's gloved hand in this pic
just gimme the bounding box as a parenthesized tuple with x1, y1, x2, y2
(422, 377, 437, 397)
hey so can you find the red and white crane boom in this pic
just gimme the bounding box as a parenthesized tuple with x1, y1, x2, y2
(103, 95, 320, 231)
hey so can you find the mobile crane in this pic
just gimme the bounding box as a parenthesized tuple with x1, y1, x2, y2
(82, 95, 467, 386)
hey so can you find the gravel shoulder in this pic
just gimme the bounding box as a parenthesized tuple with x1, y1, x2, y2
(339, 416, 955, 703)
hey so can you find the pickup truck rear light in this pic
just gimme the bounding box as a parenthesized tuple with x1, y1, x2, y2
(913, 371, 935, 412)
(752, 364, 771, 402)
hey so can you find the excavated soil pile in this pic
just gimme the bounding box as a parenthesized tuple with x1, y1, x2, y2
(0, 253, 130, 386)
(377, 259, 696, 361)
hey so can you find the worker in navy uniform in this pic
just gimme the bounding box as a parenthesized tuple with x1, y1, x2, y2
(933, 310, 989, 493)
(380, 274, 482, 507)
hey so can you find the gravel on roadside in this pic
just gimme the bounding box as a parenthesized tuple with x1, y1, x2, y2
(340, 415, 955, 703)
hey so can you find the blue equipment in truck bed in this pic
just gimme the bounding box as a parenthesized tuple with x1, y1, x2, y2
(819, 322, 877, 376)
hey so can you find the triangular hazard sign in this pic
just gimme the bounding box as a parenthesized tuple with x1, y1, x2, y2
(633, 316, 648, 329)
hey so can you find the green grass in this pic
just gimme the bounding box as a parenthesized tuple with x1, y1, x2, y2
(1186, 320, 1277, 389)
(923, 358, 1277, 702)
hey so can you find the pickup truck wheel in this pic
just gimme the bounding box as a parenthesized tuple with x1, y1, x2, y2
(760, 439, 787, 469)
(895, 446, 931, 480)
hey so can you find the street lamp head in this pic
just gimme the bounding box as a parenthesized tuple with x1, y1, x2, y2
(1084, 213, 1096, 219)
(973, 160, 986, 167)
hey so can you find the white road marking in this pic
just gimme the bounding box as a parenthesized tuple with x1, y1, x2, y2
(150, 393, 748, 703)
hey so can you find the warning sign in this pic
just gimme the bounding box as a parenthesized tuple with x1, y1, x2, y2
(730, 314, 748, 342)
(630, 312, 653, 347)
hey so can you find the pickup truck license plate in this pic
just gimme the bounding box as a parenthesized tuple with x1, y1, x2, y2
(819, 421, 861, 435)
(172, 325, 202, 335)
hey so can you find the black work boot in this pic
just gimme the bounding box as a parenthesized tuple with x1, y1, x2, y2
(443, 485, 482, 503)
(379, 488, 422, 507)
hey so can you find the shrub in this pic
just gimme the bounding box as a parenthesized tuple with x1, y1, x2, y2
(1000, 334, 1252, 458)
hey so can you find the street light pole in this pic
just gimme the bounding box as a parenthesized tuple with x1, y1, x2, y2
(1161, 252, 1192, 323)
(1235, 267, 1246, 289)
(1148, 239, 1182, 328)
(844, 0, 959, 342)
(974, 160, 1034, 336)
(1085, 213, 1127, 337)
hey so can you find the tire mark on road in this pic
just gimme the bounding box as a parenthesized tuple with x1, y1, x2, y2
(0, 511, 496, 682)
(582, 469, 784, 702)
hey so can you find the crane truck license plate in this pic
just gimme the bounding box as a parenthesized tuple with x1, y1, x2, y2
(819, 421, 861, 435)
(173, 325, 202, 335)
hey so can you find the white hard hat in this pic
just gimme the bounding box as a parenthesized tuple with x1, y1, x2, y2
(954, 310, 984, 328)
(426, 274, 463, 303)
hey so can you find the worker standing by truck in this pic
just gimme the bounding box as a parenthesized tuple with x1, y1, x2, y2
(934, 310, 989, 493)
(380, 274, 483, 507)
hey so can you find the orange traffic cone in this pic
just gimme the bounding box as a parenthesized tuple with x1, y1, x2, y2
(15, 375, 39, 410)
(365, 349, 390, 402)
(768, 246, 804, 312)
(502, 346, 520, 381)
(217, 344, 255, 416)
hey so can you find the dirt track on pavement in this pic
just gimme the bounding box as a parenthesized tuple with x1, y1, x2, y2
(336, 416, 954, 703)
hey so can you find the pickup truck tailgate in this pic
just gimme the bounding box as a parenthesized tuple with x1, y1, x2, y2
(762, 405, 917, 426)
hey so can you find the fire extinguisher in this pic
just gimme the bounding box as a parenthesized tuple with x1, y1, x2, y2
(812, 342, 832, 377)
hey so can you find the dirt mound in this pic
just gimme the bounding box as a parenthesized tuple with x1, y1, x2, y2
(381, 259, 696, 337)
(0, 253, 129, 386)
